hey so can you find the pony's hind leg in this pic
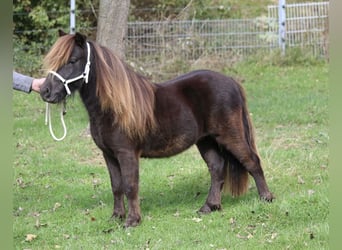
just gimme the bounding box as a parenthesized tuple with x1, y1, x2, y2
(197, 136, 226, 213)
(103, 153, 126, 219)
(216, 114, 274, 202)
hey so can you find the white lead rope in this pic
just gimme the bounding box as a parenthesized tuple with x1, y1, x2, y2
(45, 102, 67, 141)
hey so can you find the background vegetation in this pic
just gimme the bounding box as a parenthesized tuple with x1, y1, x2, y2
(13, 0, 328, 77)
(13, 61, 328, 249)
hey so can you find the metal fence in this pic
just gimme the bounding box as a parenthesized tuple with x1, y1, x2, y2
(126, 18, 273, 63)
(125, 1, 329, 67)
(268, 1, 329, 56)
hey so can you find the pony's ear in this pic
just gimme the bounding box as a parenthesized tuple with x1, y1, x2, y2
(58, 29, 68, 37)
(75, 32, 87, 46)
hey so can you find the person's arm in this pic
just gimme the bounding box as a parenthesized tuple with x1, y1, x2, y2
(13, 71, 45, 93)
(13, 71, 34, 93)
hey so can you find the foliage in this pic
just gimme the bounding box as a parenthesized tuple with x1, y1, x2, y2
(13, 64, 328, 249)
(13, 38, 45, 76)
(13, 0, 69, 47)
(130, 0, 274, 21)
(13, 0, 98, 74)
(130, 0, 327, 21)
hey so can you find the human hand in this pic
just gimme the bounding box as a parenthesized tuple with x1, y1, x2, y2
(32, 78, 46, 93)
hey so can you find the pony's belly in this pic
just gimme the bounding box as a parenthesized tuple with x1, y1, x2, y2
(141, 134, 195, 158)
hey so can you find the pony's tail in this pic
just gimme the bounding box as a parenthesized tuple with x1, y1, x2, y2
(223, 83, 259, 197)
(222, 151, 249, 197)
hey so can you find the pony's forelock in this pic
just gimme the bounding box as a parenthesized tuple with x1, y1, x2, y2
(43, 35, 76, 73)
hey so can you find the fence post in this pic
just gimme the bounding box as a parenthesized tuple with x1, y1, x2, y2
(278, 0, 286, 55)
(70, 0, 76, 34)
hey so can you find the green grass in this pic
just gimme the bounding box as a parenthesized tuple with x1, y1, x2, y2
(13, 63, 328, 249)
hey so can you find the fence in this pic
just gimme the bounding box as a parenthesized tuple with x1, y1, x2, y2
(125, 18, 276, 66)
(125, 1, 329, 68)
(268, 1, 329, 56)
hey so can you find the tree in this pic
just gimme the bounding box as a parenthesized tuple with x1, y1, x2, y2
(96, 0, 130, 58)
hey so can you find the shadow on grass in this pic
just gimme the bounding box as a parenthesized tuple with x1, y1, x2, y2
(106, 169, 256, 216)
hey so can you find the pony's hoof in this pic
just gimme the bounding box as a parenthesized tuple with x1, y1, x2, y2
(112, 211, 125, 220)
(260, 192, 275, 202)
(198, 203, 221, 214)
(124, 215, 141, 228)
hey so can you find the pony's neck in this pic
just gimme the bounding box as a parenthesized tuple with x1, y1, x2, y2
(79, 41, 157, 140)
(79, 75, 107, 121)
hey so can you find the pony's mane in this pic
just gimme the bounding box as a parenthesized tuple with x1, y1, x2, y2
(91, 41, 157, 140)
(44, 34, 157, 141)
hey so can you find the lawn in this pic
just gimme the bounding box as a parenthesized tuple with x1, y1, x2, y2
(13, 63, 328, 249)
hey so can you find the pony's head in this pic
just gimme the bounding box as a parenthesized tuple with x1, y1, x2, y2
(40, 30, 90, 103)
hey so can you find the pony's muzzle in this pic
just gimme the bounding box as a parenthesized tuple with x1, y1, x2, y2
(40, 85, 63, 104)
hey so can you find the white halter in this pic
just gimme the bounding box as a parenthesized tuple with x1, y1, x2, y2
(45, 42, 91, 141)
(48, 42, 91, 95)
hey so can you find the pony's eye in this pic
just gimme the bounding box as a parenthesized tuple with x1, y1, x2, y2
(69, 58, 77, 64)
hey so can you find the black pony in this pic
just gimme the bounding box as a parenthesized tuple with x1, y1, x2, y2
(40, 31, 274, 227)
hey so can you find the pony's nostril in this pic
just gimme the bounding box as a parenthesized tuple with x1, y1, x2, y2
(41, 86, 51, 99)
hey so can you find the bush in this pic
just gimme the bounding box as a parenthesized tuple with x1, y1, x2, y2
(13, 38, 45, 76)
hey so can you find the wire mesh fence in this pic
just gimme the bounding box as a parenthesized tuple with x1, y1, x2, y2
(126, 1, 329, 63)
(268, 1, 329, 57)
(125, 1, 329, 77)
(126, 18, 275, 63)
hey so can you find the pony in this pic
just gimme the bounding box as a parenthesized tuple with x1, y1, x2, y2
(40, 31, 274, 227)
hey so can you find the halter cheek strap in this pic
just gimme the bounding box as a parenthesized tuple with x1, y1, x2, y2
(48, 42, 91, 95)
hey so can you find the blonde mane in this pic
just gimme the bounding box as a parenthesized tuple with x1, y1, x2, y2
(44, 34, 157, 141)
(43, 34, 75, 72)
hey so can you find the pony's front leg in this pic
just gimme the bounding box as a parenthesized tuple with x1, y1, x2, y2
(103, 153, 126, 219)
(117, 151, 141, 228)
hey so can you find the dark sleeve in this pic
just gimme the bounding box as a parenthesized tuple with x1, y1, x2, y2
(13, 71, 33, 93)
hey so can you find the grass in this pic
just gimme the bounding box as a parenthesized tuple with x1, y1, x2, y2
(13, 63, 328, 249)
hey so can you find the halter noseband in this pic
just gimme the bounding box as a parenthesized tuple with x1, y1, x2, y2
(49, 42, 91, 95)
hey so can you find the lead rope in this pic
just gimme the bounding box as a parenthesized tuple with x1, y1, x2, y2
(45, 101, 67, 141)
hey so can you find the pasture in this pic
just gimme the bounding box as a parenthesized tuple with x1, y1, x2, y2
(13, 63, 328, 249)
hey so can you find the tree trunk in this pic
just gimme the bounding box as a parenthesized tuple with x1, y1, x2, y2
(96, 0, 130, 59)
